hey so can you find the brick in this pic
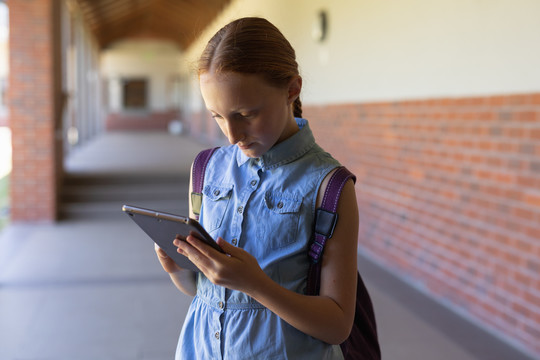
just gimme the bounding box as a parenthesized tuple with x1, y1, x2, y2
(498, 111, 513, 121)
(531, 94, 540, 105)
(9, 0, 57, 222)
(516, 176, 537, 188)
(495, 173, 515, 184)
(525, 192, 540, 207)
(525, 226, 540, 240)
(516, 111, 537, 122)
(526, 259, 540, 273)
(530, 129, 540, 140)
(530, 162, 540, 173)
(505, 94, 530, 106)
(513, 207, 536, 221)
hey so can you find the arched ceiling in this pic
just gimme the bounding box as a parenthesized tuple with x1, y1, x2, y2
(74, 0, 231, 49)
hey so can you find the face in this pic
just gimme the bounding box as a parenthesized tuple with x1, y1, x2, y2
(199, 71, 301, 158)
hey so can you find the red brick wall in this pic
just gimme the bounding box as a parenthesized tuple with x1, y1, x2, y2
(8, 0, 58, 221)
(305, 93, 540, 356)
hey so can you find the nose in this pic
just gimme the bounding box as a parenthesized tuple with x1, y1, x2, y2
(224, 119, 244, 145)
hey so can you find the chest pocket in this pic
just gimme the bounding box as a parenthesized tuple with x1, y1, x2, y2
(257, 191, 303, 249)
(202, 183, 233, 233)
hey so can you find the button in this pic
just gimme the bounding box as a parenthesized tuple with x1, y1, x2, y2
(250, 179, 257, 187)
(218, 301, 224, 309)
(237, 206, 244, 214)
(213, 189, 220, 196)
(215, 332, 220, 340)
(232, 238, 238, 246)
(277, 201, 284, 209)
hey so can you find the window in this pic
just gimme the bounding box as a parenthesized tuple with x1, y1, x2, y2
(122, 78, 147, 109)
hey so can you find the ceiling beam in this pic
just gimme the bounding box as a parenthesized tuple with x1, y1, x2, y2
(74, 0, 231, 49)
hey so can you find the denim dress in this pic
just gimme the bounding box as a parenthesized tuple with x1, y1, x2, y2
(176, 119, 344, 360)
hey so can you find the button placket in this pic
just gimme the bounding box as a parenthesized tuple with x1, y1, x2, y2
(211, 305, 223, 358)
(231, 166, 260, 249)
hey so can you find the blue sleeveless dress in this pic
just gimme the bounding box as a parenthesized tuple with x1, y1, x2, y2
(176, 118, 344, 359)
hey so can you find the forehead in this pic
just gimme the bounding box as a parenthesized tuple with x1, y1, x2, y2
(200, 71, 264, 90)
(199, 71, 283, 109)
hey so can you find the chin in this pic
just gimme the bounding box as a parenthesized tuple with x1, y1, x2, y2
(239, 145, 265, 158)
(242, 150, 262, 158)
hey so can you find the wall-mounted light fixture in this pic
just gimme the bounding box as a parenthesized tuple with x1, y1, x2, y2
(312, 10, 328, 42)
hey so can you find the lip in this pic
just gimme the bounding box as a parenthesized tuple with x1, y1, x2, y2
(237, 142, 253, 150)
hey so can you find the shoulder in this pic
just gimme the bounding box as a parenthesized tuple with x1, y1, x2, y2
(316, 166, 356, 209)
(204, 145, 237, 171)
(206, 145, 234, 161)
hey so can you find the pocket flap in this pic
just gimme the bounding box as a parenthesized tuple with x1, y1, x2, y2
(203, 184, 233, 201)
(264, 192, 302, 214)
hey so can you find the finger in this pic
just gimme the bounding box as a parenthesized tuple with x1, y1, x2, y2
(176, 239, 190, 255)
(186, 234, 221, 258)
(174, 236, 191, 255)
(179, 238, 212, 269)
(175, 234, 187, 241)
(216, 237, 240, 256)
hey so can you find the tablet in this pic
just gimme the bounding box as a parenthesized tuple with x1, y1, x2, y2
(122, 205, 222, 272)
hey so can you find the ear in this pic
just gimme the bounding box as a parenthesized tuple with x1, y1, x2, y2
(287, 76, 302, 105)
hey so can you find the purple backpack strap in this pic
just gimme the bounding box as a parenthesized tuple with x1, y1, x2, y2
(308, 167, 356, 263)
(191, 147, 219, 220)
(306, 166, 381, 360)
(306, 167, 356, 295)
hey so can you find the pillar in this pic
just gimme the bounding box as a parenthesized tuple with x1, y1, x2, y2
(8, 0, 62, 221)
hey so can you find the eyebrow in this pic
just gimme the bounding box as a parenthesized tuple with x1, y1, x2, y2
(208, 107, 257, 117)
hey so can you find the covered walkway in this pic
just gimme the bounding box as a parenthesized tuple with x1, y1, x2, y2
(0, 132, 532, 360)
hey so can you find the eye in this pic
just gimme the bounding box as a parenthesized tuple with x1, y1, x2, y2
(211, 113, 223, 120)
(238, 111, 257, 119)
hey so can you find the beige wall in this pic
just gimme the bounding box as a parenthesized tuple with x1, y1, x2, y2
(101, 40, 183, 112)
(181, 0, 540, 106)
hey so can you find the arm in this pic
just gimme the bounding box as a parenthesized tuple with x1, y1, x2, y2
(154, 163, 198, 296)
(177, 172, 359, 344)
(248, 177, 358, 343)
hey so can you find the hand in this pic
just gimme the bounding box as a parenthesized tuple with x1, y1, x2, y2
(175, 235, 268, 294)
(154, 243, 182, 274)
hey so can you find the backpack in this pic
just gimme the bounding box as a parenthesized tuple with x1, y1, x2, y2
(305, 166, 381, 360)
(191, 148, 381, 360)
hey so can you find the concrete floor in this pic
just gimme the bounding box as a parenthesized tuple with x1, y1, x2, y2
(0, 131, 535, 360)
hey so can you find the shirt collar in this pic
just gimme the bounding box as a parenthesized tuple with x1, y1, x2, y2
(236, 118, 315, 170)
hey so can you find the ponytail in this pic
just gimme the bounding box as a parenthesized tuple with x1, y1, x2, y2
(293, 97, 302, 118)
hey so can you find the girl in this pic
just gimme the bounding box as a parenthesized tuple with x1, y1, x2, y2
(156, 17, 359, 359)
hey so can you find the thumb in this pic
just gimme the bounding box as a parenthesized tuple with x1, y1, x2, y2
(154, 243, 168, 258)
